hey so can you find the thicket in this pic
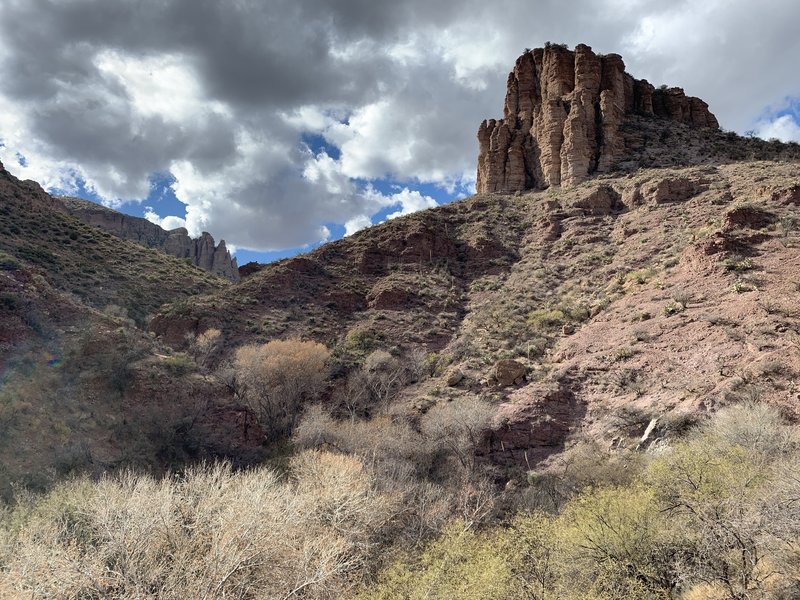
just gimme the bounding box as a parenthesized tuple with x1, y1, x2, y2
(0, 403, 797, 599)
(357, 403, 800, 600)
(230, 338, 330, 438)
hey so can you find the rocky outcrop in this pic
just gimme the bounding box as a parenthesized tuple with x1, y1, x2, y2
(163, 229, 240, 281)
(494, 359, 527, 386)
(477, 44, 720, 193)
(58, 197, 239, 281)
(488, 383, 585, 467)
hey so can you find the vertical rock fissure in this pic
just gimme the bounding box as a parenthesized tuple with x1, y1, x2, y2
(591, 100, 603, 174)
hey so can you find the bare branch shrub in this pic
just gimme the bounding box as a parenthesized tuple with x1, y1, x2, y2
(233, 338, 329, 437)
(339, 350, 410, 419)
(0, 453, 399, 599)
(420, 397, 494, 474)
(704, 401, 798, 457)
(187, 327, 222, 370)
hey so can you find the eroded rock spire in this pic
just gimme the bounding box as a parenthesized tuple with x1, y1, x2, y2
(476, 43, 719, 193)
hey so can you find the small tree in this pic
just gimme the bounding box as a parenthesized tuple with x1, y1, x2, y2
(233, 339, 329, 438)
(188, 328, 222, 371)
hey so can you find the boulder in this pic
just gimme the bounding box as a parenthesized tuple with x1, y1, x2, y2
(771, 185, 800, 206)
(572, 185, 622, 215)
(724, 205, 774, 230)
(494, 359, 527, 386)
(641, 177, 707, 204)
(445, 367, 465, 387)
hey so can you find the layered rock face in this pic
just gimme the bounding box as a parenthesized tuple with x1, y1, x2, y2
(59, 197, 239, 281)
(476, 44, 720, 193)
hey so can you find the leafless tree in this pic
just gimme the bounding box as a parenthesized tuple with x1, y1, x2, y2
(233, 339, 329, 438)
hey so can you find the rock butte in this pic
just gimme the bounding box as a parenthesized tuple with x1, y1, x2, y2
(476, 43, 719, 193)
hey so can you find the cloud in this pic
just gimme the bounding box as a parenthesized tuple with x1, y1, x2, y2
(373, 188, 439, 221)
(0, 0, 798, 252)
(144, 206, 186, 231)
(755, 115, 800, 143)
(344, 215, 373, 236)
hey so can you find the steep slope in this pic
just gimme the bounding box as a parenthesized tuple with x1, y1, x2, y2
(151, 195, 531, 351)
(0, 164, 227, 325)
(0, 163, 255, 496)
(57, 196, 240, 281)
(152, 158, 800, 471)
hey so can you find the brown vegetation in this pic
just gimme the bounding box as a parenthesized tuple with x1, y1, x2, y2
(231, 338, 330, 438)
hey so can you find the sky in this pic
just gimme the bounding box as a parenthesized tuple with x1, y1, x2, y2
(0, 0, 798, 265)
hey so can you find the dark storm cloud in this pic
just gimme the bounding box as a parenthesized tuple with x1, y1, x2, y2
(0, 0, 468, 108)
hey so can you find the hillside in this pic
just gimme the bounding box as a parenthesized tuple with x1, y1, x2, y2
(57, 196, 240, 281)
(0, 163, 256, 497)
(0, 165, 227, 324)
(151, 159, 800, 466)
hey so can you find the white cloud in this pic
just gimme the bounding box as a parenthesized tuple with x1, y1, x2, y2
(755, 114, 800, 143)
(95, 51, 230, 123)
(143, 206, 187, 231)
(344, 215, 373, 236)
(371, 188, 438, 221)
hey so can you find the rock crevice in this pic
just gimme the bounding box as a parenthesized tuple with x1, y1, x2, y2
(477, 44, 719, 193)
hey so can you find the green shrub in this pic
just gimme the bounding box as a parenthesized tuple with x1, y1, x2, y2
(527, 308, 566, 331)
(162, 353, 195, 375)
(724, 255, 754, 272)
(0, 251, 20, 270)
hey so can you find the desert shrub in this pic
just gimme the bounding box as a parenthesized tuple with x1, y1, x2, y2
(355, 520, 519, 600)
(187, 328, 223, 369)
(724, 254, 754, 272)
(557, 485, 682, 597)
(360, 403, 800, 599)
(295, 406, 427, 471)
(162, 352, 195, 375)
(233, 338, 329, 438)
(0, 292, 19, 310)
(343, 327, 381, 356)
(0, 251, 20, 270)
(703, 402, 797, 457)
(639, 404, 800, 598)
(419, 397, 494, 474)
(0, 453, 399, 599)
(295, 401, 498, 538)
(338, 350, 411, 419)
(527, 308, 566, 331)
(623, 267, 656, 285)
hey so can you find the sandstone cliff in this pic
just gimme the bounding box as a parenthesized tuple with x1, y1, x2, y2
(58, 197, 239, 281)
(477, 43, 720, 193)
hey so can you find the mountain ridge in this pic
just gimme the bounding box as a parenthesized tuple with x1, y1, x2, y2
(57, 196, 240, 281)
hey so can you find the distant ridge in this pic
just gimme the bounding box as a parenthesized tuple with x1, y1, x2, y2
(58, 196, 240, 281)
